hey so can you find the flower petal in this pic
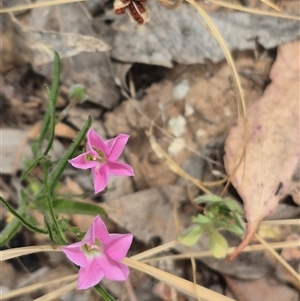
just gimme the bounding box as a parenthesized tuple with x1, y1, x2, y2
(92, 215, 110, 244)
(107, 161, 134, 176)
(61, 243, 88, 267)
(105, 233, 133, 261)
(107, 134, 129, 161)
(87, 129, 108, 154)
(77, 258, 105, 290)
(97, 255, 130, 281)
(91, 165, 109, 194)
(69, 153, 99, 169)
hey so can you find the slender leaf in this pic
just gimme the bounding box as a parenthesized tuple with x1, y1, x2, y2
(50, 52, 61, 109)
(0, 196, 47, 236)
(53, 199, 106, 216)
(43, 86, 56, 155)
(38, 52, 60, 155)
(0, 202, 25, 246)
(48, 116, 92, 191)
(20, 155, 45, 181)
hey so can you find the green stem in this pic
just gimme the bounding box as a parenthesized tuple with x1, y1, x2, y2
(44, 165, 67, 244)
(39, 53, 61, 155)
(94, 284, 117, 301)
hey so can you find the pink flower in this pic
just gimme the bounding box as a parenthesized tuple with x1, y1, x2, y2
(69, 129, 134, 194)
(61, 216, 133, 290)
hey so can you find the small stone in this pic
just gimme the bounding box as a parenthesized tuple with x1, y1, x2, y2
(168, 138, 185, 156)
(196, 129, 207, 138)
(168, 115, 186, 137)
(184, 102, 194, 116)
(172, 80, 190, 100)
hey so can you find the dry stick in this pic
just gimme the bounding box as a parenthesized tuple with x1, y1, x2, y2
(0, 0, 87, 13)
(208, 0, 300, 21)
(254, 233, 300, 282)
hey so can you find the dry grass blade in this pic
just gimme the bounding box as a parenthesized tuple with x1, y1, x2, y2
(260, 0, 281, 12)
(141, 240, 300, 262)
(148, 134, 211, 194)
(208, 0, 300, 21)
(124, 257, 236, 301)
(0, 0, 87, 13)
(185, 0, 248, 197)
(131, 241, 178, 260)
(1, 275, 78, 301)
(33, 281, 78, 301)
(0, 245, 61, 261)
(255, 233, 300, 282)
(261, 219, 300, 225)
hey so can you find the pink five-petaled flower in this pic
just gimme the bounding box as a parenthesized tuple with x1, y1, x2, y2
(69, 129, 134, 194)
(61, 215, 133, 290)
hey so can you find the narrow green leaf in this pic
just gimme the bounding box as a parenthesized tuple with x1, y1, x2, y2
(94, 284, 117, 301)
(179, 224, 206, 246)
(20, 155, 45, 181)
(194, 194, 224, 204)
(0, 201, 26, 246)
(39, 53, 60, 155)
(43, 86, 56, 156)
(53, 199, 106, 216)
(208, 227, 228, 259)
(48, 116, 92, 191)
(50, 52, 61, 109)
(0, 196, 47, 236)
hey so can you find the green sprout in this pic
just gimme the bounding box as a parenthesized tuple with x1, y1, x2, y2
(179, 194, 245, 258)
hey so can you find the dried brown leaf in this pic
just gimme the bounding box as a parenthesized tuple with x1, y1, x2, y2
(224, 40, 300, 260)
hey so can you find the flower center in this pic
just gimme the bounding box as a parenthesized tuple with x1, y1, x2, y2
(86, 148, 107, 164)
(81, 239, 103, 258)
